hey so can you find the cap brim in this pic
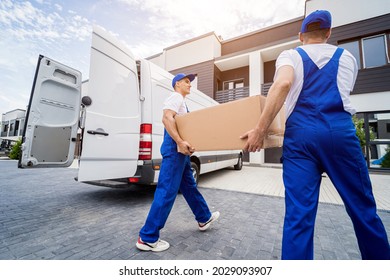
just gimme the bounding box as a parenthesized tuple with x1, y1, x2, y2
(184, 74, 195, 82)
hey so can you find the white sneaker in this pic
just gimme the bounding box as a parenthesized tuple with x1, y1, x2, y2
(136, 237, 170, 252)
(198, 211, 220, 231)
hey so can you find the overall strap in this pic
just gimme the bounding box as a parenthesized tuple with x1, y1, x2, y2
(330, 47, 344, 61)
(185, 102, 190, 113)
(295, 47, 311, 62)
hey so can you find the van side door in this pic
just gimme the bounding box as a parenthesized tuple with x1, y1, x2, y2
(19, 55, 82, 169)
(77, 26, 141, 182)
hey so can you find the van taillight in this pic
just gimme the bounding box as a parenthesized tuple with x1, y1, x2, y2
(139, 123, 152, 160)
(129, 177, 140, 183)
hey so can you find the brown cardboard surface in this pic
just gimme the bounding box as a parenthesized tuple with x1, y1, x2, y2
(176, 95, 285, 151)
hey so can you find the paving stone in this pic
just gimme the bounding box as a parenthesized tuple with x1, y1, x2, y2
(0, 160, 389, 260)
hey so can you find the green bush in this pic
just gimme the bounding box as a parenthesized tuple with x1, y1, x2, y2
(8, 138, 22, 160)
(380, 146, 390, 168)
(352, 115, 375, 154)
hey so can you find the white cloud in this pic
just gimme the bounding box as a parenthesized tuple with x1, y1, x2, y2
(0, 0, 306, 115)
(119, 0, 305, 41)
(0, 1, 91, 42)
(54, 3, 63, 11)
(115, 0, 305, 58)
(0, 90, 29, 112)
(0, 0, 92, 115)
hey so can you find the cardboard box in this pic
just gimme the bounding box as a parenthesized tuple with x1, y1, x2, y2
(176, 95, 286, 151)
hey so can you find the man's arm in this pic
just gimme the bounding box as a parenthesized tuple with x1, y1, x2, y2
(162, 109, 195, 155)
(241, 65, 294, 152)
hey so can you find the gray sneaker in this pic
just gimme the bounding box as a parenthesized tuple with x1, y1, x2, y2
(198, 211, 220, 231)
(136, 237, 170, 252)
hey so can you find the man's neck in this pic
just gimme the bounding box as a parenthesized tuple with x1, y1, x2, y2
(303, 37, 328, 45)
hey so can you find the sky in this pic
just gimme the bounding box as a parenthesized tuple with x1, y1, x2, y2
(0, 0, 307, 116)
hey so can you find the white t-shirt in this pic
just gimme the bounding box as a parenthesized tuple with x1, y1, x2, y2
(163, 91, 188, 116)
(275, 43, 358, 118)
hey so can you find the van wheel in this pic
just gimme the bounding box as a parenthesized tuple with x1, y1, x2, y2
(191, 161, 200, 184)
(234, 154, 243, 170)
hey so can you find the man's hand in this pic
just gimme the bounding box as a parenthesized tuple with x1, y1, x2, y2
(240, 128, 265, 152)
(177, 140, 195, 155)
(162, 109, 195, 155)
(240, 66, 292, 153)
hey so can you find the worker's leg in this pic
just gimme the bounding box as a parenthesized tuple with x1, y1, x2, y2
(282, 156, 322, 260)
(139, 152, 185, 243)
(322, 127, 390, 260)
(179, 157, 211, 223)
(281, 127, 322, 260)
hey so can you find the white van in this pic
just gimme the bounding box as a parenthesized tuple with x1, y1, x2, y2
(18, 26, 242, 186)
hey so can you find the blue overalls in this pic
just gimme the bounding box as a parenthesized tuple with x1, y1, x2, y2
(281, 47, 390, 260)
(139, 129, 212, 243)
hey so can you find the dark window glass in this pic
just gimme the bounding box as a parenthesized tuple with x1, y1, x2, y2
(339, 40, 361, 69)
(363, 35, 387, 68)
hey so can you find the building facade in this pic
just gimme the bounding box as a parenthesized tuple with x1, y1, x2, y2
(1, 109, 26, 150)
(148, 0, 390, 170)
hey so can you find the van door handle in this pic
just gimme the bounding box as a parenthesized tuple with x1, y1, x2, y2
(87, 130, 109, 136)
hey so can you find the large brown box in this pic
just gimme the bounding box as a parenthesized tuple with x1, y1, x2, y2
(176, 95, 286, 151)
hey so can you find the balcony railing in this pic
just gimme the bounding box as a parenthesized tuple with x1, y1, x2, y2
(261, 82, 272, 96)
(215, 83, 273, 103)
(215, 86, 249, 104)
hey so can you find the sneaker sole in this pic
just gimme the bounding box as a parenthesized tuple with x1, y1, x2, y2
(136, 240, 170, 252)
(199, 212, 220, 231)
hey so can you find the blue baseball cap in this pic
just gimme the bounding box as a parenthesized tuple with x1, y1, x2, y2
(300, 10, 332, 33)
(172, 73, 195, 88)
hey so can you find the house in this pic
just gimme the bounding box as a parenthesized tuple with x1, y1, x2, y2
(147, 0, 390, 170)
(1, 109, 26, 150)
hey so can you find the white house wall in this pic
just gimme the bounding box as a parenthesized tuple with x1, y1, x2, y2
(306, 0, 390, 27)
(2, 110, 25, 122)
(164, 35, 221, 71)
(1, 109, 25, 141)
(249, 51, 265, 164)
(148, 54, 164, 69)
(351, 91, 390, 113)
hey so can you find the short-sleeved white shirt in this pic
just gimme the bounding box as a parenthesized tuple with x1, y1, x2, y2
(275, 43, 358, 118)
(163, 91, 188, 116)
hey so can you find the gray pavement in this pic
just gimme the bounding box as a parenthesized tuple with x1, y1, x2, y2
(0, 159, 389, 260)
(200, 163, 390, 211)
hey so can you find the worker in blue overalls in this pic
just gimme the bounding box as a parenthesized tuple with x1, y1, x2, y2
(136, 73, 220, 252)
(241, 10, 389, 259)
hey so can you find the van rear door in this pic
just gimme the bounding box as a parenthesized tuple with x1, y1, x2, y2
(19, 55, 82, 169)
(77, 26, 141, 182)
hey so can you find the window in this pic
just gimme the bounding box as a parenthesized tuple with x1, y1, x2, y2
(362, 35, 388, 68)
(339, 33, 389, 69)
(339, 41, 361, 68)
(223, 79, 244, 90)
(15, 121, 20, 135)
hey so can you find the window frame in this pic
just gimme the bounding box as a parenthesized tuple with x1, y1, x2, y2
(338, 32, 390, 70)
(361, 33, 389, 69)
(223, 78, 245, 90)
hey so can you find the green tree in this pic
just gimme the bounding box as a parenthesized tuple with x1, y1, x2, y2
(352, 115, 375, 155)
(380, 146, 390, 168)
(8, 138, 22, 160)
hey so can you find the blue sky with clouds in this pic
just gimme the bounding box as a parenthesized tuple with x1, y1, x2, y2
(0, 0, 306, 116)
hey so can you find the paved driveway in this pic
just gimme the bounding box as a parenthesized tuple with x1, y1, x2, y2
(200, 164, 390, 211)
(0, 160, 389, 260)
